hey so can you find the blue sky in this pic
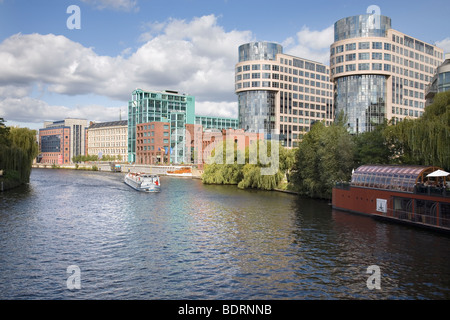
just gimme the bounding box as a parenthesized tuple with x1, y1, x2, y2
(1, 0, 449, 129)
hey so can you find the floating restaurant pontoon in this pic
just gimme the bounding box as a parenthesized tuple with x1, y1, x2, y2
(332, 165, 450, 233)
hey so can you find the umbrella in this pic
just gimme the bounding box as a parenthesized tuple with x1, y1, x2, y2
(426, 170, 450, 177)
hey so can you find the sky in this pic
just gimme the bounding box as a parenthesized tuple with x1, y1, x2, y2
(0, 0, 449, 130)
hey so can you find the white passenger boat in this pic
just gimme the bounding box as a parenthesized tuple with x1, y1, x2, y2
(124, 172, 161, 192)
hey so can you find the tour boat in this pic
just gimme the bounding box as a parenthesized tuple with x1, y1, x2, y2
(124, 172, 161, 192)
(332, 165, 450, 233)
(166, 167, 192, 177)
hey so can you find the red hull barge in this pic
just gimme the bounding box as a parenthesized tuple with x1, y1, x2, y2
(332, 165, 450, 233)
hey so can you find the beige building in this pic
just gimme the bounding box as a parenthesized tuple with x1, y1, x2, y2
(87, 120, 128, 160)
(331, 14, 444, 133)
(235, 42, 334, 148)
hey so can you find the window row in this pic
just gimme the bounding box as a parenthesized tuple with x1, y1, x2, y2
(237, 65, 330, 81)
(138, 139, 170, 145)
(392, 107, 424, 117)
(333, 54, 436, 74)
(331, 41, 441, 66)
(332, 64, 433, 81)
(137, 145, 169, 151)
(280, 113, 327, 122)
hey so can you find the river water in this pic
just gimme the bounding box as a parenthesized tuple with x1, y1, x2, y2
(0, 168, 449, 300)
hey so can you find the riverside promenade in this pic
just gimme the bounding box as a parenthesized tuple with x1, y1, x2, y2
(32, 163, 203, 179)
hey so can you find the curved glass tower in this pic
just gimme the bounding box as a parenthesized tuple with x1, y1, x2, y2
(334, 14, 391, 42)
(331, 14, 444, 134)
(239, 42, 282, 62)
(237, 42, 282, 135)
(235, 41, 334, 147)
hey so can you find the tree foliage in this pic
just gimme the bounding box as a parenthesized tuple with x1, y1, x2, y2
(384, 91, 450, 170)
(353, 120, 396, 167)
(290, 116, 354, 199)
(0, 123, 39, 184)
(202, 140, 292, 190)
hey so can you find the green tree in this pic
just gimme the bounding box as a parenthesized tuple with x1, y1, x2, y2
(385, 91, 450, 170)
(0, 117, 11, 147)
(0, 124, 39, 186)
(291, 116, 354, 199)
(353, 120, 395, 166)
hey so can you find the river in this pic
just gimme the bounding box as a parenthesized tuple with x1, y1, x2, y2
(0, 168, 449, 300)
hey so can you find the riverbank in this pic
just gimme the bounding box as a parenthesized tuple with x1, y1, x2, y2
(0, 176, 22, 191)
(31, 163, 301, 195)
(32, 163, 203, 179)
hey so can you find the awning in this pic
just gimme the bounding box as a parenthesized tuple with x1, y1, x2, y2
(426, 169, 450, 177)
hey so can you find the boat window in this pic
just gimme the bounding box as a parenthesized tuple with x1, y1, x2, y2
(350, 165, 443, 193)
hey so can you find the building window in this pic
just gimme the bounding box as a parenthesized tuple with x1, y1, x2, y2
(359, 52, 370, 60)
(372, 52, 383, 60)
(359, 42, 370, 50)
(345, 43, 356, 51)
(372, 63, 383, 71)
(372, 42, 382, 50)
(359, 63, 370, 71)
(346, 53, 356, 61)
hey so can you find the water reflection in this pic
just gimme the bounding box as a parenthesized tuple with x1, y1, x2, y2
(0, 169, 449, 299)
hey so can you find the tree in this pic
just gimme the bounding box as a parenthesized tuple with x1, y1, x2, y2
(0, 117, 11, 147)
(353, 120, 395, 166)
(290, 114, 354, 199)
(0, 124, 39, 185)
(384, 91, 450, 170)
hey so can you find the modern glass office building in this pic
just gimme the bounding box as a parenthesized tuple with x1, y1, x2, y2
(426, 53, 450, 106)
(128, 89, 195, 163)
(235, 42, 334, 148)
(128, 89, 240, 164)
(195, 115, 239, 131)
(331, 14, 444, 134)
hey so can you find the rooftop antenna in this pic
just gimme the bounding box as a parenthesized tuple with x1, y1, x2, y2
(119, 108, 122, 121)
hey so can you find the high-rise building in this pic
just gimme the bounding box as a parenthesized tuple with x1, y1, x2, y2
(426, 53, 450, 106)
(235, 42, 334, 148)
(38, 118, 88, 164)
(330, 14, 444, 134)
(128, 89, 195, 164)
(128, 89, 240, 164)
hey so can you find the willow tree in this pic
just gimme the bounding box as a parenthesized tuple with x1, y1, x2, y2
(0, 125, 39, 185)
(385, 91, 450, 170)
(201, 140, 244, 185)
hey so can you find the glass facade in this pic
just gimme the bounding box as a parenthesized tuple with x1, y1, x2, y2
(239, 42, 282, 62)
(334, 14, 391, 42)
(335, 75, 386, 134)
(438, 72, 450, 93)
(40, 134, 62, 153)
(195, 116, 239, 131)
(236, 41, 334, 146)
(238, 91, 276, 134)
(128, 89, 195, 163)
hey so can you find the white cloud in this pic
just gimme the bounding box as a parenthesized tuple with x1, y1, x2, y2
(0, 96, 123, 123)
(0, 15, 253, 125)
(284, 25, 334, 65)
(436, 37, 450, 55)
(0, 16, 338, 127)
(80, 0, 139, 12)
(195, 101, 238, 119)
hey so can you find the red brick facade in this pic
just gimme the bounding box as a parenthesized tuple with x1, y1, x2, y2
(136, 122, 171, 165)
(39, 127, 71, 164)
